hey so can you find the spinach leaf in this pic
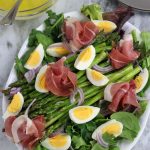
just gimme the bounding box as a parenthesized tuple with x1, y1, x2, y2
(120, 127, 137, 140)
(28, 29, 53, 49)
(36, 33, 53, 49)
(111, 112, 140, 134)
(134, 100, 148, 118)
(81, 3, 103, 20)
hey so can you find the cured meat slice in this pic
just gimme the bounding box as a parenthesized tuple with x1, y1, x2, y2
(45, 57, 77, 96)
(64, 18, 99, 51)
(108, 80, 139, 112)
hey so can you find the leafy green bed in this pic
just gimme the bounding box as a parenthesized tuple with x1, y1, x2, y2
(2, 3, 150, 150)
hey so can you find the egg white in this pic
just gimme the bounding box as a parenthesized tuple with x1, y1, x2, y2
(3, 92, 24, 120)
(41, 134, 71, 150)
(136, 68, 149, 93)
(46, 42, 70, 57)
(74, 45, 96, 70)
(92, 20, 117, 33)
(69, 106, 100, 124)
(24, 44, 44, 70)
(35, 65, 49, 93)
(92, 119, 123, 140)
(86, 68, 109, 86)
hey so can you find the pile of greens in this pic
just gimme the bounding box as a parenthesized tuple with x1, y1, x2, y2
(2, 3, 150, 150)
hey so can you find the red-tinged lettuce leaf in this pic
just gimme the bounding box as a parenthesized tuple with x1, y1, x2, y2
(102, 6, 134, 32)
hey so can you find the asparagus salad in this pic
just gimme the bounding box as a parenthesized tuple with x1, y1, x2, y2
(2, 3, 150, 150)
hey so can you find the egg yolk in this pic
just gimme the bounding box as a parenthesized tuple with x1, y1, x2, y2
(79, 47, 92, 62)
(38, 73, 46, 89)
(26, 50, 40, 67)
(135, 75, 143, 89)
(73, 107, 93, 120)
(49, 134, 67, 147)
(55, 47, 70, 55)
(97, 21, 114, 33)
(101, 123, 121, 136)
(91, 70, 104, 80)
(7, 94, 22, 113)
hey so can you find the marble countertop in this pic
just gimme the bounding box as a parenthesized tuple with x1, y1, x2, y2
(0, 0, 150, 149)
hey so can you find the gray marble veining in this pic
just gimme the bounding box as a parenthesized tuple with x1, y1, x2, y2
(0, 0, 150, 149)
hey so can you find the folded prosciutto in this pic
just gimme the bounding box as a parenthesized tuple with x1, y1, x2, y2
(4, 115, 45, 150)
(45, 57, 77, 96)
(109, 35, 140, 69)
(63, 18, 99, 52)
(108, 80, 139, 112)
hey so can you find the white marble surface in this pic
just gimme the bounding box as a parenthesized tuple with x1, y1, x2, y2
(0, 0, 150, 149)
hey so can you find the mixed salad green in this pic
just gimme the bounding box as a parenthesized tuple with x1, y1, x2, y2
(2, 3, 150, 150)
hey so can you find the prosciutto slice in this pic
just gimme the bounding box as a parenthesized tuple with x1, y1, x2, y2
(4, 116, 16, 137)
(64, 18, 99, 52)
(45, 57, 77, 96)
(109, 35, 140, 69)
(108, 80, 139, 112)
(4, 115, 45, 150)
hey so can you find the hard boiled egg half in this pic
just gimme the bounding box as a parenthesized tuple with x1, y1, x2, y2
(134, 68, 149, 93)
(24, 44, 44, 70)
(69, 106, 100, 124)
(93, 20, 117, 33)
(3, 92, 24, 120)
(74, 45, 96, 70)
(41, 134, 71, 150)
(46, 42, 70, 57)
(86, 68, 109, 86)
(35, 65, 48, 93)
(92, 119, 123, 140)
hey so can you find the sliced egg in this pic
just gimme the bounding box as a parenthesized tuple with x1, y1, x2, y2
(41, 134, 71, 150)
(134, 68, 149, 93)
(74, 45, 96, 70)
(104, 83, 114, 102)
(46, 42, 70, 57)
(24, 44, 44, 70)
(69, 106, 100, 124)
(3, 92, 24, 120)
(35, 65, 48, 93)
(93, 20, 117, 33)
(86, 68, 109, 86)
(92, 119, 123, 140)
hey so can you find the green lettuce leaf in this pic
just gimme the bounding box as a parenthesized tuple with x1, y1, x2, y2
(81, 3, 103, 20)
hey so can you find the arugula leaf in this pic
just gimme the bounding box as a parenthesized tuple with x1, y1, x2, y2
(111, 112, 140, 134)
(72, 136, 86, 149)
(28, 29, 42, 48)
(44, 10, 64, 42)
(81, 3, 103, 20)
